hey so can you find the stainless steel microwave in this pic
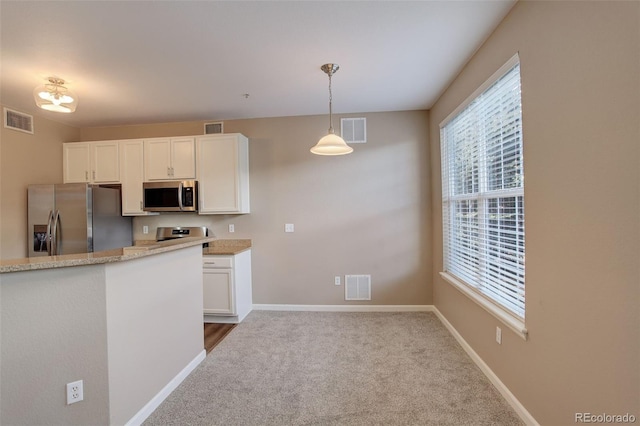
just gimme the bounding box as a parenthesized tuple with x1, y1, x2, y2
(143, 180, 198, 212)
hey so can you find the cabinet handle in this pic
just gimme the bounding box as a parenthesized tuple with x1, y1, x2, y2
(85, 171, 89, 181)
(92, 170, 96, 180)
(140, 201, 143, 210)
(167, 167, 171, 177)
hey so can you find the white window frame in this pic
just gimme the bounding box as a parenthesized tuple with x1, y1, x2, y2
(439, 53, 528, 340)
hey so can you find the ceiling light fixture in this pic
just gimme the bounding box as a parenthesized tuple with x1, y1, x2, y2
(33, 77, 78, 113)
(310, 63, 353, 156)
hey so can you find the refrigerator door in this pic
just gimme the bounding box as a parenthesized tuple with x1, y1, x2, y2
(27, 184, 55, 258)
(54, 183, 92, 255)
(92, 186, 133, 251)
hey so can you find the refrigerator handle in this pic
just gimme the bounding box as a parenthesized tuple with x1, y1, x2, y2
(178, 181, 184, 211)
(46, 210, 55, 256)
(51, 210, 61, 256)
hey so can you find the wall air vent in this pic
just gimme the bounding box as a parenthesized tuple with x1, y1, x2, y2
(4, 108, 34, 134)
(341, 117, 366, 144)
(204, 122, 224, 134)
(345, 274, 371, 301)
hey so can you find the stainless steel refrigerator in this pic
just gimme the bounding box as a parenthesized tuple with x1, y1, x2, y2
(28, 183, 133, 257)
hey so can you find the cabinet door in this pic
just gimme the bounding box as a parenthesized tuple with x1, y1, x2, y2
(197, 134, 250, 214)
(170, 137, 196, 179)
(63, 143, 90, 183)
(144, 138, 172, 180)
(203, 268, 235, 315)
(91, 141, 120, 183)
(120, 140, 147, 215)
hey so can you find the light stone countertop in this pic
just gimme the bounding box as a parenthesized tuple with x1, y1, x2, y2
(203, 239, 252, 255)
(135, 238, 252, 255)
(0, 236, 217, 274)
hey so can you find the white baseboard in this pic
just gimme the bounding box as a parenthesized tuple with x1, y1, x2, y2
(252, 304, 434, 312)
(432, 308, 539, 426)
(125, 349, 206, 426)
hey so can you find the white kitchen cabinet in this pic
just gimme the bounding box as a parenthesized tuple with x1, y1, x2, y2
(119, 139, 157, 216)
(203, 249, 252, 323)
(63, 141, 120, 184)
(144, 137, 196, 181)
(196, 134, 250, 214)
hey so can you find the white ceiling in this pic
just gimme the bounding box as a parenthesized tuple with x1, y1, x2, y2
(0, 1, 516, 128)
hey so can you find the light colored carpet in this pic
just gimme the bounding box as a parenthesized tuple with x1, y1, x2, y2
(144, 311, 523, 425)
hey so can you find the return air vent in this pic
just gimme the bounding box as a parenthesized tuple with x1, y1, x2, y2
(204, 122, 224, 134)
(345, 274, 371, 301)
(341, 117, 366, 144)
(4, 108, 34, 134)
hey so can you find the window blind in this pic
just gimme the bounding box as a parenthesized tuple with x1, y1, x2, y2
(440, 56, 525, 319)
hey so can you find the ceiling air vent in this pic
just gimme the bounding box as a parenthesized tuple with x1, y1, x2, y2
(4, 108, 34, 134)
(204, 122, 224, 134)
(341, 117, 366, 144)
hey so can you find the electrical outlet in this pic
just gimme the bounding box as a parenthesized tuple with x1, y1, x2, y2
(496, 326, 502, 345)
(66, 380, 84, 405)
(285, 223, 294, 233)
(228, 224, 235, 233)
(335, 276, 341, 286)
(142, 225, 149, 234)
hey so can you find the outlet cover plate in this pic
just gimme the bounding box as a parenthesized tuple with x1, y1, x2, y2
(66, 380, 84, 405)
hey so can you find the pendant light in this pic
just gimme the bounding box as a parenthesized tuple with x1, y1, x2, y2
(311, 63, 353, 156)
(33, 77, 78, 113)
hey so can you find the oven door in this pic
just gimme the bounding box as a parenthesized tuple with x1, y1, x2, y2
(143, 180, 197, 212)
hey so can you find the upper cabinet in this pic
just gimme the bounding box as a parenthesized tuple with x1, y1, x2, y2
(63, 133, 250, 216)
(197, 134, 250, 214)
(120, 139, 157, 216)
(63, 141, 120, 184)
(144, 137, 196, 181)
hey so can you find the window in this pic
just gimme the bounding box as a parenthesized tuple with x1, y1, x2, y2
(440, 54, 526, 328)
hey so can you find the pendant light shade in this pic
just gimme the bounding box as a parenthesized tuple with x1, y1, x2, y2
(33, 77, 78, 113)
(311, 63, 353, 156)
(311, 132, 353, 155)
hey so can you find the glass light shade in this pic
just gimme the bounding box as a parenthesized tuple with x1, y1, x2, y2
(39, 103, 74, 113)
(37, 90, 74, 105)
(33, 81, 78, 113)
(310, 132, 353, 156)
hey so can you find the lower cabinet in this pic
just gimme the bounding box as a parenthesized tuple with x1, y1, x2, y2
(203, 249, 252, 323)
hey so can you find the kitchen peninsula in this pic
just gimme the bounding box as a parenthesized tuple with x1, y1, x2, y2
(0, 236, 215, 426)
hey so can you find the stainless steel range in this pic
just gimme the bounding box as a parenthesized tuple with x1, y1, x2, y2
(156, 226, 208, 241)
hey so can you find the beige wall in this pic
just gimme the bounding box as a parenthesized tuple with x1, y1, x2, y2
(429, 1, 639, 424)
(1, 265, 110, 425)
(82, 110, 433, 306)
(0, 110, 80, 258)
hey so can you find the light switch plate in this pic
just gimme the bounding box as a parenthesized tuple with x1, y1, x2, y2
(285, 224, 294, 233)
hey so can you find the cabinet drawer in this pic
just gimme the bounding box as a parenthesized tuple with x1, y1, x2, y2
(203, 256, 233, 268)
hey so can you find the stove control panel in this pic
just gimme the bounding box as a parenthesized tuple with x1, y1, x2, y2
(156, 226, 208, 241)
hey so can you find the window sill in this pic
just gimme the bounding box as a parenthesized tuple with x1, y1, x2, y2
(439, 272, 528, 341)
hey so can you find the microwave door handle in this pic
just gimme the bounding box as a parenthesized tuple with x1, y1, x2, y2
(178, 182, 184, 211)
